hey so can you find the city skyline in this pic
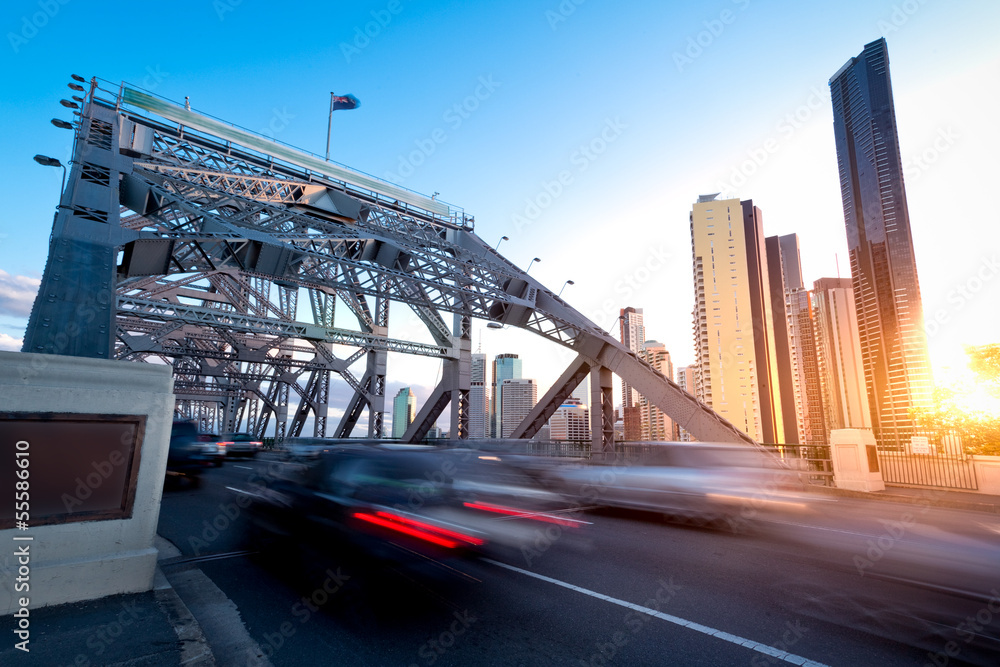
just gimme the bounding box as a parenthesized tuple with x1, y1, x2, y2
(1, 2, 997, 431)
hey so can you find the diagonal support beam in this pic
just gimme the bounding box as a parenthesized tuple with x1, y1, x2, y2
(510, 354, 593, 440)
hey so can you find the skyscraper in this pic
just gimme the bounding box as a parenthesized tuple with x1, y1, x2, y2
(469, 353, 488, 438)
(765, 234, 802, 444)
(619, 307, 645, 439)
(830, 38, 932, 447)
(765, 234, 826, 445)
(391, 387, 416, 439)
(690, 194, 785, 443)
(490, 353, 522, 437)
(500, 378, 537, 438)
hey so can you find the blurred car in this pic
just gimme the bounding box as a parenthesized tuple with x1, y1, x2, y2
(197, 433, 225, 467)
(167, 419, 212, 483)
(545, 442, 815, 526)
(217, 432, 263, 458)
(239, 444, 584, 566)
(282, 436, 342, 462)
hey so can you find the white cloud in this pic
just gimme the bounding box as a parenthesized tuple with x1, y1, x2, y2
(0, 333, 22, 351)
(0, 270, 40, 317)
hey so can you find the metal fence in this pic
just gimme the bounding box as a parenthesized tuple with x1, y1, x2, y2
(875, 435, 979, 490)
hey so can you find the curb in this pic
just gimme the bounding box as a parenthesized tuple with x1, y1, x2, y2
(155, 536, 217, 665)
(809, 485, 1000, 514)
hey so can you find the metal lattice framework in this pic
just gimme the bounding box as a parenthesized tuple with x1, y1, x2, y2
(23, 77, 760, 450)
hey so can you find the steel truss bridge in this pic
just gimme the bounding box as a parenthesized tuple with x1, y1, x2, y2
(23, 77, 758, 450)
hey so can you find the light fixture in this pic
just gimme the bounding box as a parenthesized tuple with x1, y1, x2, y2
(51, 119, 73, 130)
(558, 280, 575, 297)
(526, 257, 541, 273)
(68, 83, 84, 92)
(71, 74, 85, 82)
(33, 155, 67, 194)
(486, 322, 504, 329)
(494, 235, 509, 251)
(59, 99, 79, 109)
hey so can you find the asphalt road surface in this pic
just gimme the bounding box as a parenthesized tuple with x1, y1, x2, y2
(156, 455, 1000, 666)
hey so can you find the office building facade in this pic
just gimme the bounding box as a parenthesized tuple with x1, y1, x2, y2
(500, 378, 537, 438)
(550, 397, 591, 442)
(830, 38, 933, 446)
(469, 353, 488, 438)
(391, 387, 416, 439)
(490, 353, 522, 437)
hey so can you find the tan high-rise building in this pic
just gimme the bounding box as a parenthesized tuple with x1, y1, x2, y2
(619, 307, 645, 438)
(690, 194, 785, 443)
(812, 278, 871, 435)
(638, 341, 677, 441)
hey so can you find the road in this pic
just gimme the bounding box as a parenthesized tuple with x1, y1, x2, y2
(156, 455, 1000, 666)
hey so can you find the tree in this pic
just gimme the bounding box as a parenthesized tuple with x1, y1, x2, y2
(912, 344, 1000, 456)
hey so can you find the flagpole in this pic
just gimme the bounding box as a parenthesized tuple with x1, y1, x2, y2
(325, 92, 334, 161)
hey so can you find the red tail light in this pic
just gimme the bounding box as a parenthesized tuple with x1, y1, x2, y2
(352, 511, 485, 549)
(463, 501, 583, 527)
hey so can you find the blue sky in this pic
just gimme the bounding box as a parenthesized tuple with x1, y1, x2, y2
(2, 0, 998, 419)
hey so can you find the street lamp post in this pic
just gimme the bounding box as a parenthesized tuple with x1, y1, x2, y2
(526, 257, 541, 273)
(33, 155, 67, 197)
(558, 280, 575, 297)
(494, 235, 509, 251)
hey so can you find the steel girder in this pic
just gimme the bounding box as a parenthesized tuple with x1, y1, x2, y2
(23, 78, 761, 449)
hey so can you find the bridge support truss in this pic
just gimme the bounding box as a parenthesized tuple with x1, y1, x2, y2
(23, 77, 761, 449)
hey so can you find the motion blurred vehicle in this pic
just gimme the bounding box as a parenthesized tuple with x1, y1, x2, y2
(167, 419, 211, 483)
(217, 432, 263, 458)
(546, 442, 814, 526)
(281, 436, 335, 462)
(197, 433, 225, 467)
(238, 444, 584, 566)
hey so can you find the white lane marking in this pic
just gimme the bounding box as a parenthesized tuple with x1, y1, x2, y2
(485, 559, 830, 667)
(234, 465, 254, 470)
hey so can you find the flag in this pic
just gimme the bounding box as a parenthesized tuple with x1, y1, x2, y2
(332, 94, 360, 111)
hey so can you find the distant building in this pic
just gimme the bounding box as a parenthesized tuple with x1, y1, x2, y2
(469, 353, 488, 438)
(549, 397, 590, 442)
(391, 387, 416, 439)
(691, 194, 785, 443)
(766, 234, 825, 445)
(812, 278, 872, 435)
(830, 38, 933, 447)
(639, 341, 676, 441)
(500, 378, 537, 438)
(620, 307, 645, 438)
(490, 353, 522, 438)
(787, 288, 826, 445)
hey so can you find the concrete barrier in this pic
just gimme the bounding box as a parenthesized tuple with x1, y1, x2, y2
(0, 351, 174, 612)
(972, 455, 1000, 495)
(830, 428, 885, 492)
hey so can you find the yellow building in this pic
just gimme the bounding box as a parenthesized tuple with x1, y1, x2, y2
(690, 195, 785, 443)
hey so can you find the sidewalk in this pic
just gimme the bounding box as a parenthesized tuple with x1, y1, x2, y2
(0, 537, 215, 666)
(812, 483, 1000, 514)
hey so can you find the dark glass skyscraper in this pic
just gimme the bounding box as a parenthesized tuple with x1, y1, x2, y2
(829, 38, 932, 448)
